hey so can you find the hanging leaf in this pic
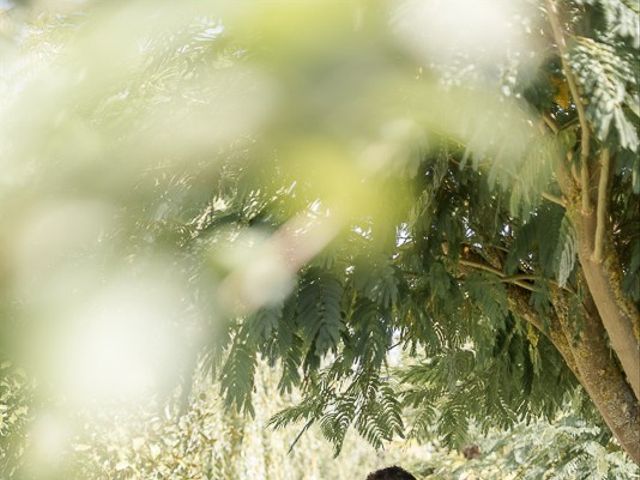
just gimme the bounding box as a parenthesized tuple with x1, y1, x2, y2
(554, 215, 578, 288)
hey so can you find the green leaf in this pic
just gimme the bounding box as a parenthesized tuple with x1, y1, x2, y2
(554, 215, 577, 288)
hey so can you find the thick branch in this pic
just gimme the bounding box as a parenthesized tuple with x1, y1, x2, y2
(556, 147, 640, 402)
(579, 136, 592, 212)
(551, 286, 640, 463)
(545, 0, 591, 213)
(592, 148, 610, 262)
(459, 213, 640, 461)
(506, 285, 579, 378)
(509, 283, 640, 464)
(572, 204, 640, 401)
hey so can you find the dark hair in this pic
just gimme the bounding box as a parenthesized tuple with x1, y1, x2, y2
(366, 466, 417, 480)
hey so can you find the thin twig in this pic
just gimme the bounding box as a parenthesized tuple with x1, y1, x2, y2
(542, 113, 559, 134)
(499, 279, 538, 293)
(559, 116, 579, 132)
(459, 254, 579, 295)
(593, 148, 610, 262)
(542, 191, 566, 207)
(545, 0, 592, 213)
(500, 274, 540, 282)
(459, 259, 503, 277)
(458, 259, 537, 292)
(288, 419, 315, 454)
(570, 161, 580, 185)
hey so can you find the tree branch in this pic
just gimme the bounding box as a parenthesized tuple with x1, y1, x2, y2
(592, 148, 610, 263)
(458, 259, 502, 276)
(542, 112, 559, 134)
(550, 282, 640, 462)
(458, 259, 537, 292)
(545, 0, 592, 214)
(501, 274, 539, 282)
(509, 282, 640, 464)
(506, 285, 580, 378)
(542, 191, 566, 208)
(458, 256, 578, 296)
(571, 160, 581, 186)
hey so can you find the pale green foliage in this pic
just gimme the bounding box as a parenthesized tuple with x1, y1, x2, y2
(570, 37, 638, 150)
(0, 363, 31, 479)
(554, 215, 577, 288)
(2, 360, 634, 479)
(422, 413, 640, 479)
(63, 365, 424, 480)
(573, 0, 640, 47)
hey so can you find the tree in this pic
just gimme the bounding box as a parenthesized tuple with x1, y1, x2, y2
(0, 0, 638, 472)
(206, 0, 640, 463)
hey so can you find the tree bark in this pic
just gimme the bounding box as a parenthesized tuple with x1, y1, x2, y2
(572, 207, 640, 401)
(506, 286, 580, 379)
(509, 284, 640, 463)
(497, 244, 639, 464)
(550, 163, 640, 462)
(553, 164, 640, 402)
(552, 288, 640, 463)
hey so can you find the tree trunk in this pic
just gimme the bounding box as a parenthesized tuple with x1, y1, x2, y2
(509, 285, 640, 463)
(572, 207, 640, 401)
(548, 168, 640, 462)
(551, 288, 640, 463)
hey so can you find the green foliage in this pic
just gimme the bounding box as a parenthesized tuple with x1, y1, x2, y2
(554, 214, 578, 288)
(570, 36, 638, 150)
(574, 0, 640, 48)
(297, 268, 344, 362)
(269, 367, 405, 456)
(1, 359, 637, 479)
(422, 412, 640, 479)
(211, 153, 596, 455)
(220, 331, 257, 416)
(352, 254, 400, 309)
(0, 0, 639, 476)
(398, 325, 575, 445)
